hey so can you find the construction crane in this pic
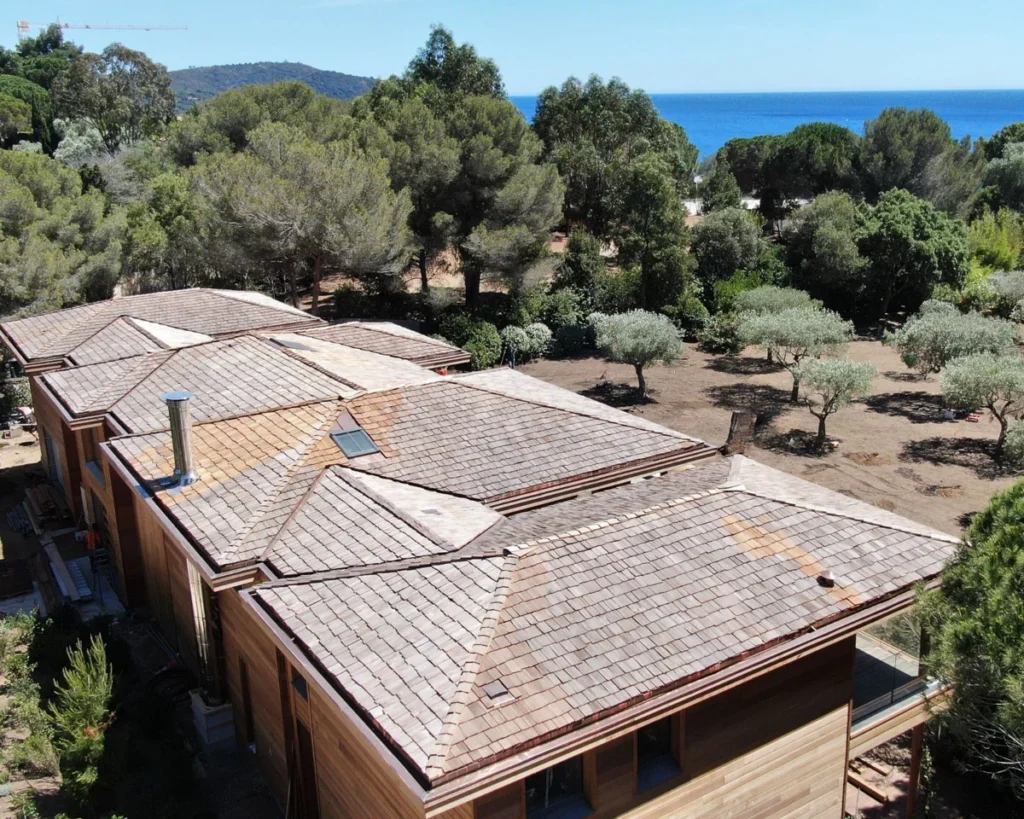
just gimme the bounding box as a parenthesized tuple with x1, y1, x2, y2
(16, 19, 188, 38)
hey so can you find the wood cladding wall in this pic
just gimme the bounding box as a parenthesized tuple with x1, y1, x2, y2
(134, 498, 199, 676)
(471, 638, 855, 819)
(30, 379, 80, 516)
(307, 683, 425, 819)
(218, 588, 289, 803)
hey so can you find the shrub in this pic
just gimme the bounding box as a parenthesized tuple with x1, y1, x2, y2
(886, 311, 1017, 375)
(538, 287, 584, 331)
(463, 321, 501, 370)
(663, 294, 710, 340)
(523, 322, 553, 358)
(552, 324, 590, 357)
(500, 325, 529, 368)
(49, 636, 114, 807)
(698, 313, 744, 354)
(917, 299, 958, 316)
(990, 270, 1024, 317)
(552, 229, 605, 308)
(733, 285, 821, 315)
(594, 310, 682, 397)
(1004, 421, 1024, 470)
(930, 283, 963, 308)
(594, 269, 641, 314)
(712, 269, 763, 314)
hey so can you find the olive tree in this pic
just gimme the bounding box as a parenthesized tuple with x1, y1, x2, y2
(796, 359, 876, 450)
(734, 285, 821, 315)
(943, 353, 1024, 460)
(886, 311, 1018, 375)
(594, 310, 682, 398)
(738, 307, 854, 402)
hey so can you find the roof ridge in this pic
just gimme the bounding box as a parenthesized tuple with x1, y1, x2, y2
(506, 488, 727, 554)
(219, 403, 342, 564)
(123, 316, 173, 349)
(721, 485, 960, 543)
(256, 466, 334, 569)
(65, 314, 142, 361)
(331, 468, 451, 550)
(258, 549, 509, 587)
(425, 550, 519, 778)
(101, 351, 177, 414)
(452, 373, 699, 444)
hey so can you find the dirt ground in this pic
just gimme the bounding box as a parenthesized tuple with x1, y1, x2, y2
(522, 339, 1019, 536)
(0, 437, 43, 562)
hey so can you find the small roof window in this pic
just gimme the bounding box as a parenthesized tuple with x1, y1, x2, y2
(331, 428, 380, 458)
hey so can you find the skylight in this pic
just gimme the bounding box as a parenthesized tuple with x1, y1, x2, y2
(331, 429, 380, 458)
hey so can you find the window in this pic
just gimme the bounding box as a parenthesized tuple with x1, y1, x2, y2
(525, 755, 591, 819)
(636, 717, 680, 791)
(330, 429, 380, 458)
(291, 670, 309, 701)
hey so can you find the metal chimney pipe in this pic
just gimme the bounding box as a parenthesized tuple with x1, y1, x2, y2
(162, 390, 199, 486)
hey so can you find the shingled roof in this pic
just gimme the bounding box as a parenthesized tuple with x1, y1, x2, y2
(0, 289, 319, 369)
(299, 321, 470, 368)
(106, 376, 711, 571)
(248, 455, 957, 785)
(40, 333, 453, 433)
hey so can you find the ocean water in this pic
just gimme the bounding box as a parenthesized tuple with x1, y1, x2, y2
(510, 89, 1024, 158)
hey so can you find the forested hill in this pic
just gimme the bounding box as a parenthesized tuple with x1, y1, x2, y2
(169, 62, 375, 111)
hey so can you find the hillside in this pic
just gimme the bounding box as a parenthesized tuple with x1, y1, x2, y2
(170, 61, 375, 112)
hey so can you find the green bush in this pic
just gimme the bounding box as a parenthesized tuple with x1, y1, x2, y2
(712, 269, 763, 314)
(539, 287, 584, 330)
(1004, 421, 1024, 469)
(595, 269, 641, 314)
(524, 322, 552, 359)
(500, 325, 529, 366)
(50, 636, 115, 808)
(464, 321, 501, 370)
(698, 314, 744, 354)
(663, 294, 710, 340)
(553, 324, 591, 357)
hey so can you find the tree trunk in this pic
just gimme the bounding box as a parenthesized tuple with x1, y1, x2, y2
(465, 267, 481, 312)
(419, 248, 429, 293)
(790, 377, 800, 403)
(767, 349, 773, 364)
(996, 414, 1008, 462)
(310, 255, 323, 316)
(815, 415, 827, 450)
(288, 268, 298, 308)
(636, 364, 648, 399)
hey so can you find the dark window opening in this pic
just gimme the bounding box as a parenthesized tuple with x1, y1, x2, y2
(525, 755, 591, 819)
(240, 658, 255, 746)
(330, 429, 380, 458)
(291, 670, 309, 701)
(637, 717, 679, 792)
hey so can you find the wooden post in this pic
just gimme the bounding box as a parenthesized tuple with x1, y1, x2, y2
(724, 411, 757, 454)
(906, 724, 925, 818)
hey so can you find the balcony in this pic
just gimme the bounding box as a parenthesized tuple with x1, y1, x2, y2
(853, 611, 928, 727)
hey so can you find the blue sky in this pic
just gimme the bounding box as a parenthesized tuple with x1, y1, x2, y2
(12, 0, 1024, 95)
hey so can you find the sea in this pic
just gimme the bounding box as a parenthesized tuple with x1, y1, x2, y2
(510, 89, 1024, 158)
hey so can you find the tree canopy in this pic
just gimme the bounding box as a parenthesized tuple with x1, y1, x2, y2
(943, 352, 1024, 460)
(859, 107, 953, 199)
(796, 358, 876, 449)
(532, 74, 698, 236)
(886, 310, 1018, 375)
(920, 481, 1024, 797)
(691, 208, 766, 295)
(52, 44, 175, 153)
(593, 310, 682, 397)
(739, 307, 854, 401)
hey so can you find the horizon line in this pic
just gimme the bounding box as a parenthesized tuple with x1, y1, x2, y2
(506, 87, 1024, 98)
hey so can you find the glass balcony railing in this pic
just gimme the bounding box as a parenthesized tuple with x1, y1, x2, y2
(853, 611, 927, 723)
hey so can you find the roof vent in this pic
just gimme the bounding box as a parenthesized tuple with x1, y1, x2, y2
(817, 569, 836, 588)
(482, 680, 513, 705)
(162, 390, 199, 487)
